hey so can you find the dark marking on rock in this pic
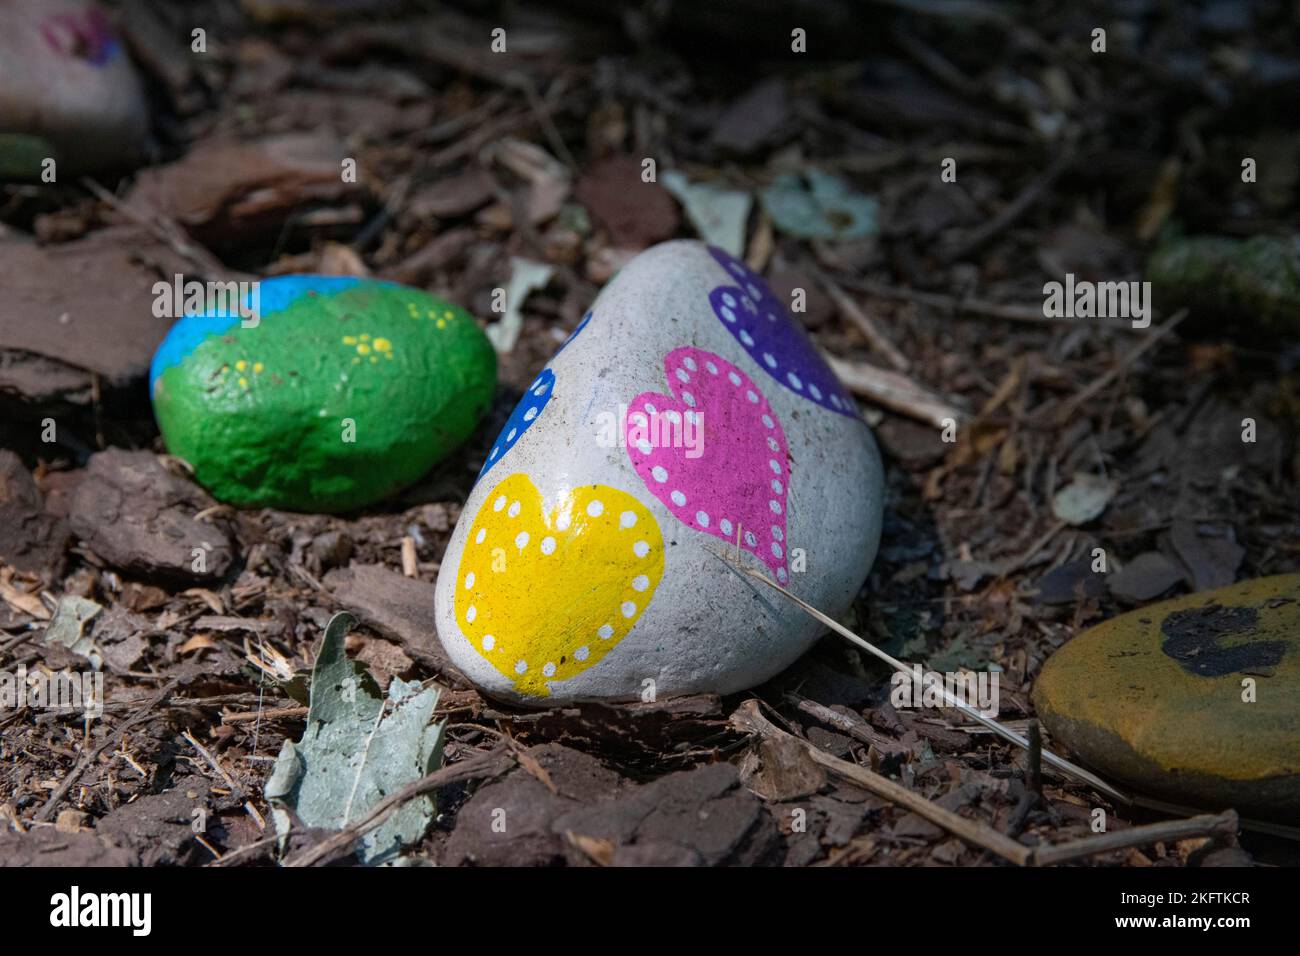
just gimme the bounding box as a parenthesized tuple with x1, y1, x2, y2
(1160, 604, 1286, 677)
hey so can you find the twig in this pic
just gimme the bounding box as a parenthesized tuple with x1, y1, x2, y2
(1032, 811, 1238, 867)
(940, 141, 1076, 262)
(824, 353, 962, 428)
(813, 267, 910, 372)
(1044, 309, 1188, 425)
(223, 705, 308, 723)
(35, 679, 179, 822)
(284, 748, 515, 867)
(731, 700, 1033, 865)
(181, 728, 266, 831)
(838, 275, 1135, 329)
(709, 548, 1128, 804)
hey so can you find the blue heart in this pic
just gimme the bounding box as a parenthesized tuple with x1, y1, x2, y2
(476, 368, 555, 481)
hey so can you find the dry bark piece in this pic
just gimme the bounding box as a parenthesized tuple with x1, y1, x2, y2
(1170, 520, 1244, 592)
(0, 228, 193, 394)
(0, 826, 137, 867)
(552, 762, 784, 867)
(408, 169, 497, 220)
(1108, 552, 1186, 603)
(0, 451, 70, 577)
(321, 563, 462, 682)
(68, 449, 235, 584)
(126, 131, 360, 246)
(575, 155, 680, 248)
(442, 744, 624, 867)
(96, 776, 213, 866)
(711, 79, 791, 155)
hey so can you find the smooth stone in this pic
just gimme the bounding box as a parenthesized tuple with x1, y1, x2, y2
(1033, 574, 1300, 822)
(0, 0, 149, 176)
(150, 276, 496, 513)
(434, 240, 884, 704)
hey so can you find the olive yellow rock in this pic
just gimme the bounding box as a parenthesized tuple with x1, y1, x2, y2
(1033, 573, 1300, 822)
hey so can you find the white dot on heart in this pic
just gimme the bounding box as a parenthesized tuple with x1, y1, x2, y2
(587, 499, 604, 517)
(621, 601, 636, 618)
(598, 624, 614, 639)
(728, 371, 742, 386)
(540, 536, 556, 555)
(515, 659, 527, 674)
(508, 500, 521, 517)
(620, 510, 637, 528)
(575, 645, 589, 661)
(651, 466, 668, 483)
(633, 540, 650, 558)
(632, 575, 649, 592)
(482, 635, 495, 651)
(683, 356, 697, 371)
(475, 528, 486, 544)
(787, 372, 803, 390)
(695, 510, 709, 527)
(762, 415, 774, 429)
(770, 499, 782, 515)
(466, 605, 477, 623)
(720, 518, 733, 536)
(556, 511, 572, 531)
(515, 531, 529, 549)
(493, 495, 506, 511)
(769, 459, 781, 475)
(675, 368, 690, 383)
(464, 572, 475, 589)
(543, 662, 556, 677)
(671, 490, 686, 506)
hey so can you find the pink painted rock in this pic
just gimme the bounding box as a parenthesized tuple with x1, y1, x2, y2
(434, 241, 884, 704)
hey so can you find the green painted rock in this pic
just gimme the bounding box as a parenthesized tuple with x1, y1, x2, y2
(1033, 574, 1300, 822)
(1147, 234, 1300, 337)
(150, 276, 496, 512)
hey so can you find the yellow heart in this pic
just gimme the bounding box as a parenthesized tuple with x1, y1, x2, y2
(455, 473, 665, 697)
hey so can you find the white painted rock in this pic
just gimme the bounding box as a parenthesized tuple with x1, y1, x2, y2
(434, 241, 884, 704)
(0, 0, 149, 176)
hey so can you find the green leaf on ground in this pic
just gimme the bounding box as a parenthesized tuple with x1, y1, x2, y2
(759, 169, 878, 241)
(265, 611, 444, 865)
(43, 596, 103, 668)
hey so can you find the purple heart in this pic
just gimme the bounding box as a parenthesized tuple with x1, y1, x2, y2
(706, 246, 857, 418)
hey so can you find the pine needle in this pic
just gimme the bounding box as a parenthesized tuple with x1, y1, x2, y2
(708, 547, 1129, 804)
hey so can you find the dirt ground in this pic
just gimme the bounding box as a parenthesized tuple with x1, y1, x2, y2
(1, 0, 1297, 867)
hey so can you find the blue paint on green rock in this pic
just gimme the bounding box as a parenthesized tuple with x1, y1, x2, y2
(150, 275, 497, 513)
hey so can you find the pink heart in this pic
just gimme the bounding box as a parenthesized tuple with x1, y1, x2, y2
(624, 347, 791, 582)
